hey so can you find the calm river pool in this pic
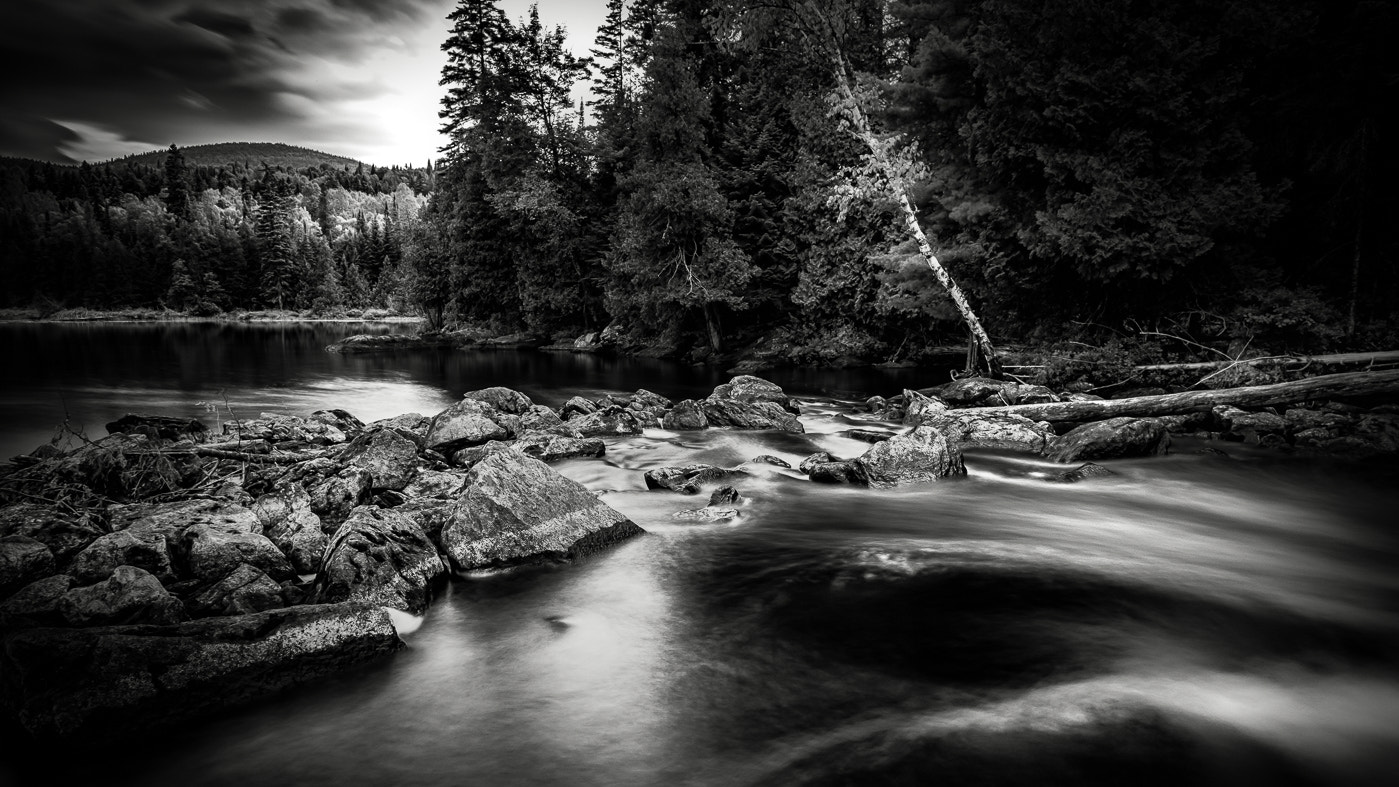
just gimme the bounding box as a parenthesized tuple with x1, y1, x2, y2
(1, 322, 1396, 786)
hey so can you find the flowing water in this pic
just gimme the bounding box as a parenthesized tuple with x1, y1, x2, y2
(1, 323, 1397, 786)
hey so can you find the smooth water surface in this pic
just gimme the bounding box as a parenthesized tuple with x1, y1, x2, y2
(1, 323, 1397, 786)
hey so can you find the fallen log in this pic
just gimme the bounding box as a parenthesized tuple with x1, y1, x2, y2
(1136, 350, 1399, 373)
(958, 369, 1399, 423)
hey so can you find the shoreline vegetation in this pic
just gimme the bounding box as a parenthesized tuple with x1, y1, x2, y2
(0, 306, 422, 323)
(1, 371, 1396, 743)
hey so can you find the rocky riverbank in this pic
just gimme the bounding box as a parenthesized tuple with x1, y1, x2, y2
(2, 372, 1396, 742)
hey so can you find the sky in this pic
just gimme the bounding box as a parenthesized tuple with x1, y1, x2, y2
(0, 0, 607, 167)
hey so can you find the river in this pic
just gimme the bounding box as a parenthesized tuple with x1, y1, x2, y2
(2, 322, 1397, 786)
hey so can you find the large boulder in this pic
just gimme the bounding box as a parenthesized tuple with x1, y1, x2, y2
(109, 498, 260, 539)
(1, 536, 55, 597)
(1213, 406, 1286, 444)
(1046, 417, 1171, 463)
(853, 426, 966, 488)
(367, 413, 430, 446)
(253, 484, 327, 575)
(316, 507, 445, 615)
(462, 386, 534, 415)
(440, 453, 644, 570)
(0, 504, 104, 568)
(58, 566, 186, 627)
(402, 469, 469, 500)
(936, 377, 1016, 407)
(700, 399, 803, 433)
(182, 524, 296, 584)
(309, 409, 366, 437)
(710, 375, 798, 414)
(560, 396, 598, 420)
(338, 428, 420, 491)
(917, 412, 1054, 454)
(519, 405, 568, 434)
(66, 529, 174, 585)
(0, 603, 402, 741)
(424, 399, 511, 454)
(798, 452, 836, 475)
(187, 564, 286, 618)
(808, 461, 868, 485)
(661, 400, 709, 430)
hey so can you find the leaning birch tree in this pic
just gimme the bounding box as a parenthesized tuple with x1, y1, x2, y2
(720, 0, 1003, 377)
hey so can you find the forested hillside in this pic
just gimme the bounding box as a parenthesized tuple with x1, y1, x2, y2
(0, 148, 433, 313)
(110, 142, 369, 172)
(1, 0, 1394, 366)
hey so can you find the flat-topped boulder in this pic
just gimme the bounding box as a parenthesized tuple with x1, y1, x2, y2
(916, 411, 1055, 454)
(440, 452, 644, 570)
(1, 603, 402, 741)
(1047, 417, 1170, 463)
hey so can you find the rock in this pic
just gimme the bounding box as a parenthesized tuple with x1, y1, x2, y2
(1213, 406, 1286, 443)
(700, 399, 803, 432)
(1050, 463, 1117, 483)
(901, 389, 949, 425)
(307, 467, 372, 524)
(1047, 417, 1171, 463)
(631, 389, 673, 409)
(225, 414, 347, 445)
(937, 377, 1015, 407)
(707, 485, 742, 507)
(808, 461, 868, 485)
(316, 507, 445, 615)
(309, 409, 365, 436)
(644, 465, 744, 494)
(367, 413, 430, 445)
(0, 504, 104, 568)
(798, 452, 836, 474)
(67, 529, 174, 585)
(450, 440, 513, 469)
(253, 484, 327, 575)
(424, 399, 513, 454)
(853, 426, 967, 488)
(110, 497, 261, 537)
(59, 566, 186, 627)
(1283, 408, 1352, 435)
(402, 469, 468, 499)
(440, 453, 645, 570)
(392, 498, 453, 546)
(328, 333, 455, 353)
(512, 431, 606, 462)
(1355, 414, 1399, 453)
(1, 536, 55, 597)
(1008, 384, 1060, 405)
(1157, 412, 1211, 434)
(671, 507, 740, 522)
(568, 406, 642, 436)
(32, 433, 180, 499)
(188, 564, 286, 617)
(845, 429, 893, 443)
(182, 524, 296, 584)
(0, 574, 74, 629)
(0, 603, 402, 741)
(748, 455, 791, 468)
(519, 405, 567, 433)
(463, 386, 534, 415)
(560, 396, 599, 420)
(661, 399, 709, 430)
(917, 412, 1055, 454)
(710, 375, 798, 413)
(105, 414, 209, 442)
(339, 428, 420, 491)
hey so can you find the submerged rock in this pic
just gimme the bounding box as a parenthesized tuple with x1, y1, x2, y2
(748, 455, 791, 468)
(0, 603, 402, 741)
(1047, 417, 1170, 463)
(644, 465, 745, 495)
(708, 485, 742, 507)
(440, 453, 644, 570)
(316, 507, 445, 615)
(671, 507, 740, 523)
(1050, 462, 1117, 483)
(808, 461, 868, 485)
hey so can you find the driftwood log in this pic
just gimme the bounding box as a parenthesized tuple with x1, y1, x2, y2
(1135, 350, 1399, 373)
(959, 369, 1399, 423)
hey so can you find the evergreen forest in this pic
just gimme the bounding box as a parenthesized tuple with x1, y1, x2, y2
(1, 0, 1394, 368)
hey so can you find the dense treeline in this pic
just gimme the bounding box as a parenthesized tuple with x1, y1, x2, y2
(426, 0, 1396, 362)
(1, 0, 1393, 366)
(0, 148, 433, 313)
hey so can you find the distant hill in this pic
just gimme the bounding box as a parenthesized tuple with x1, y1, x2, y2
(110, 142, 365, 171)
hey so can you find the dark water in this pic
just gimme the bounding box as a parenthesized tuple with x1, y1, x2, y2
(2, 323, 1398, 786)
